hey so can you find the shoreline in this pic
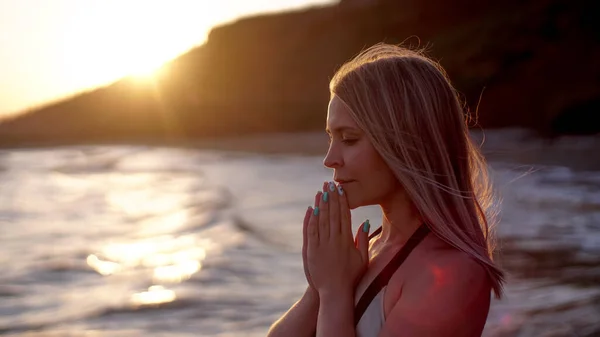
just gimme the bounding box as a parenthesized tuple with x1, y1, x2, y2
(162, 132, 330, 156)
(0, 132, 330, 156)
(2, 129, 599, 170)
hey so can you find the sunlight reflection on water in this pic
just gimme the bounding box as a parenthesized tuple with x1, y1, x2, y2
(86, 254, 122, 276)
(153, 260, 201, 283)
(84, 169, 211, 286)
(86, 237, 209, 282)
(131, 285, 176, 306)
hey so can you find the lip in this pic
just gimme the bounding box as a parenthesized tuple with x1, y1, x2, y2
(335, 179, 355, 184)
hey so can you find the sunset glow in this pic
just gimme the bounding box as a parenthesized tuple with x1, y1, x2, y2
(0, 0, 336, 117)
(58, 1, 213, 88)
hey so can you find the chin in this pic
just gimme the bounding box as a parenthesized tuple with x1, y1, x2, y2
(346, 195, 359, 210)
(346, 195, 371, 210)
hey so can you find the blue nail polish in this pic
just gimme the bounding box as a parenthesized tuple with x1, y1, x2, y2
(313, 207, 319, 216)
(323, 192, 328, 202)
(337, 185, 344, 196)
(328, 182, 336, 192)
(362, 219, 370, 233)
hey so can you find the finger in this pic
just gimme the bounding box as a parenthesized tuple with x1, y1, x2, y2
(302, 205, 311, 258)
(302, 206, 313, 287)
(338, 184, 353, 242)
(308, 192, 320, 246)
(318, 183, 329, 242)
(327, 181, 341, 238)
(356, 220, 370, 263)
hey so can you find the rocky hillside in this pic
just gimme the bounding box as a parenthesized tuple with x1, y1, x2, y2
(0, 0, 598, 147)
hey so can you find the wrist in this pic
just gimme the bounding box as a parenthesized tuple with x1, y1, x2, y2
(318, 286, 353, 302)
(303, 286, 320, 305)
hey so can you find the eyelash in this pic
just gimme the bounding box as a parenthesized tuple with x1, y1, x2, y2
(328, 136, 357, 146)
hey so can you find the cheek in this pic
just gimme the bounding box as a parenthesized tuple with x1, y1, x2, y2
(340, 146, 367, 177)
(340, 147, 371, 208)
(346, 144, 397, 206)
(362, 161, 397, 200)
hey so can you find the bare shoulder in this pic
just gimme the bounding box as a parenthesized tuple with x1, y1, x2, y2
(419, 234, 490, 287)
(382, 234, 492, 337)
(392, 233, 491, 294)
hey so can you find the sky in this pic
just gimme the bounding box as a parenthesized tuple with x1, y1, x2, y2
(0, 0, 336, 119)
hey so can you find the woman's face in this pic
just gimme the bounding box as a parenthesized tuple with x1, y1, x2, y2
(324, 95, 400, 209)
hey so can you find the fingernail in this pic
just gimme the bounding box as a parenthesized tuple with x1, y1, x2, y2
(337, 185, 344, 195)
(328, 181, 336, 192)
(313, 207, 320, 216)
(322, 192, 328, 202)
(362, 219, 370, 233)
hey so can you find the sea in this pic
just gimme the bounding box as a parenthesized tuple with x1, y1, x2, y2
(1, 129, 599, 336)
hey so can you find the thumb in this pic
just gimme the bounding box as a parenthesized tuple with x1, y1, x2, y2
(356, 219, 370, 263)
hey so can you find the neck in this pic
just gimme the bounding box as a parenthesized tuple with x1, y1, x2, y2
(378, 190, 422, 246)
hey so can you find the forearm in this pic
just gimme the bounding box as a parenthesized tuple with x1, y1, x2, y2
(267, 287, 320, 337)
(316, 288, 356, 337)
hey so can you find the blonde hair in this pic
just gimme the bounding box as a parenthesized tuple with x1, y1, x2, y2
(330, 43, 504, 298)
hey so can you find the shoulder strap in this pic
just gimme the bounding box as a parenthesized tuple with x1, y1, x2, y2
(354, 224, 430, 326)
(368, 226, 382, 241)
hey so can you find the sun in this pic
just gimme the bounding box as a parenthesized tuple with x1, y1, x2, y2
(128, 62, 161, 80)
(58, 1, 212, 90)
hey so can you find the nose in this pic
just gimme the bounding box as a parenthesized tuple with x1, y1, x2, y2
(323, 144, 343, 169)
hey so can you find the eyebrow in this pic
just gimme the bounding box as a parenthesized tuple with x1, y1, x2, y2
(325, 126, 360, 134)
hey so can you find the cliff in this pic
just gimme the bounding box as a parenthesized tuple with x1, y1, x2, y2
(0, 0, 598, 147)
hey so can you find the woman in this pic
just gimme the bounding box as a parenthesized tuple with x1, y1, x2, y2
(267, 43, 504, 337)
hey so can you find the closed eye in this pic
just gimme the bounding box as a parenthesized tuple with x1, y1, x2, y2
(327, 133, 358, 146)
